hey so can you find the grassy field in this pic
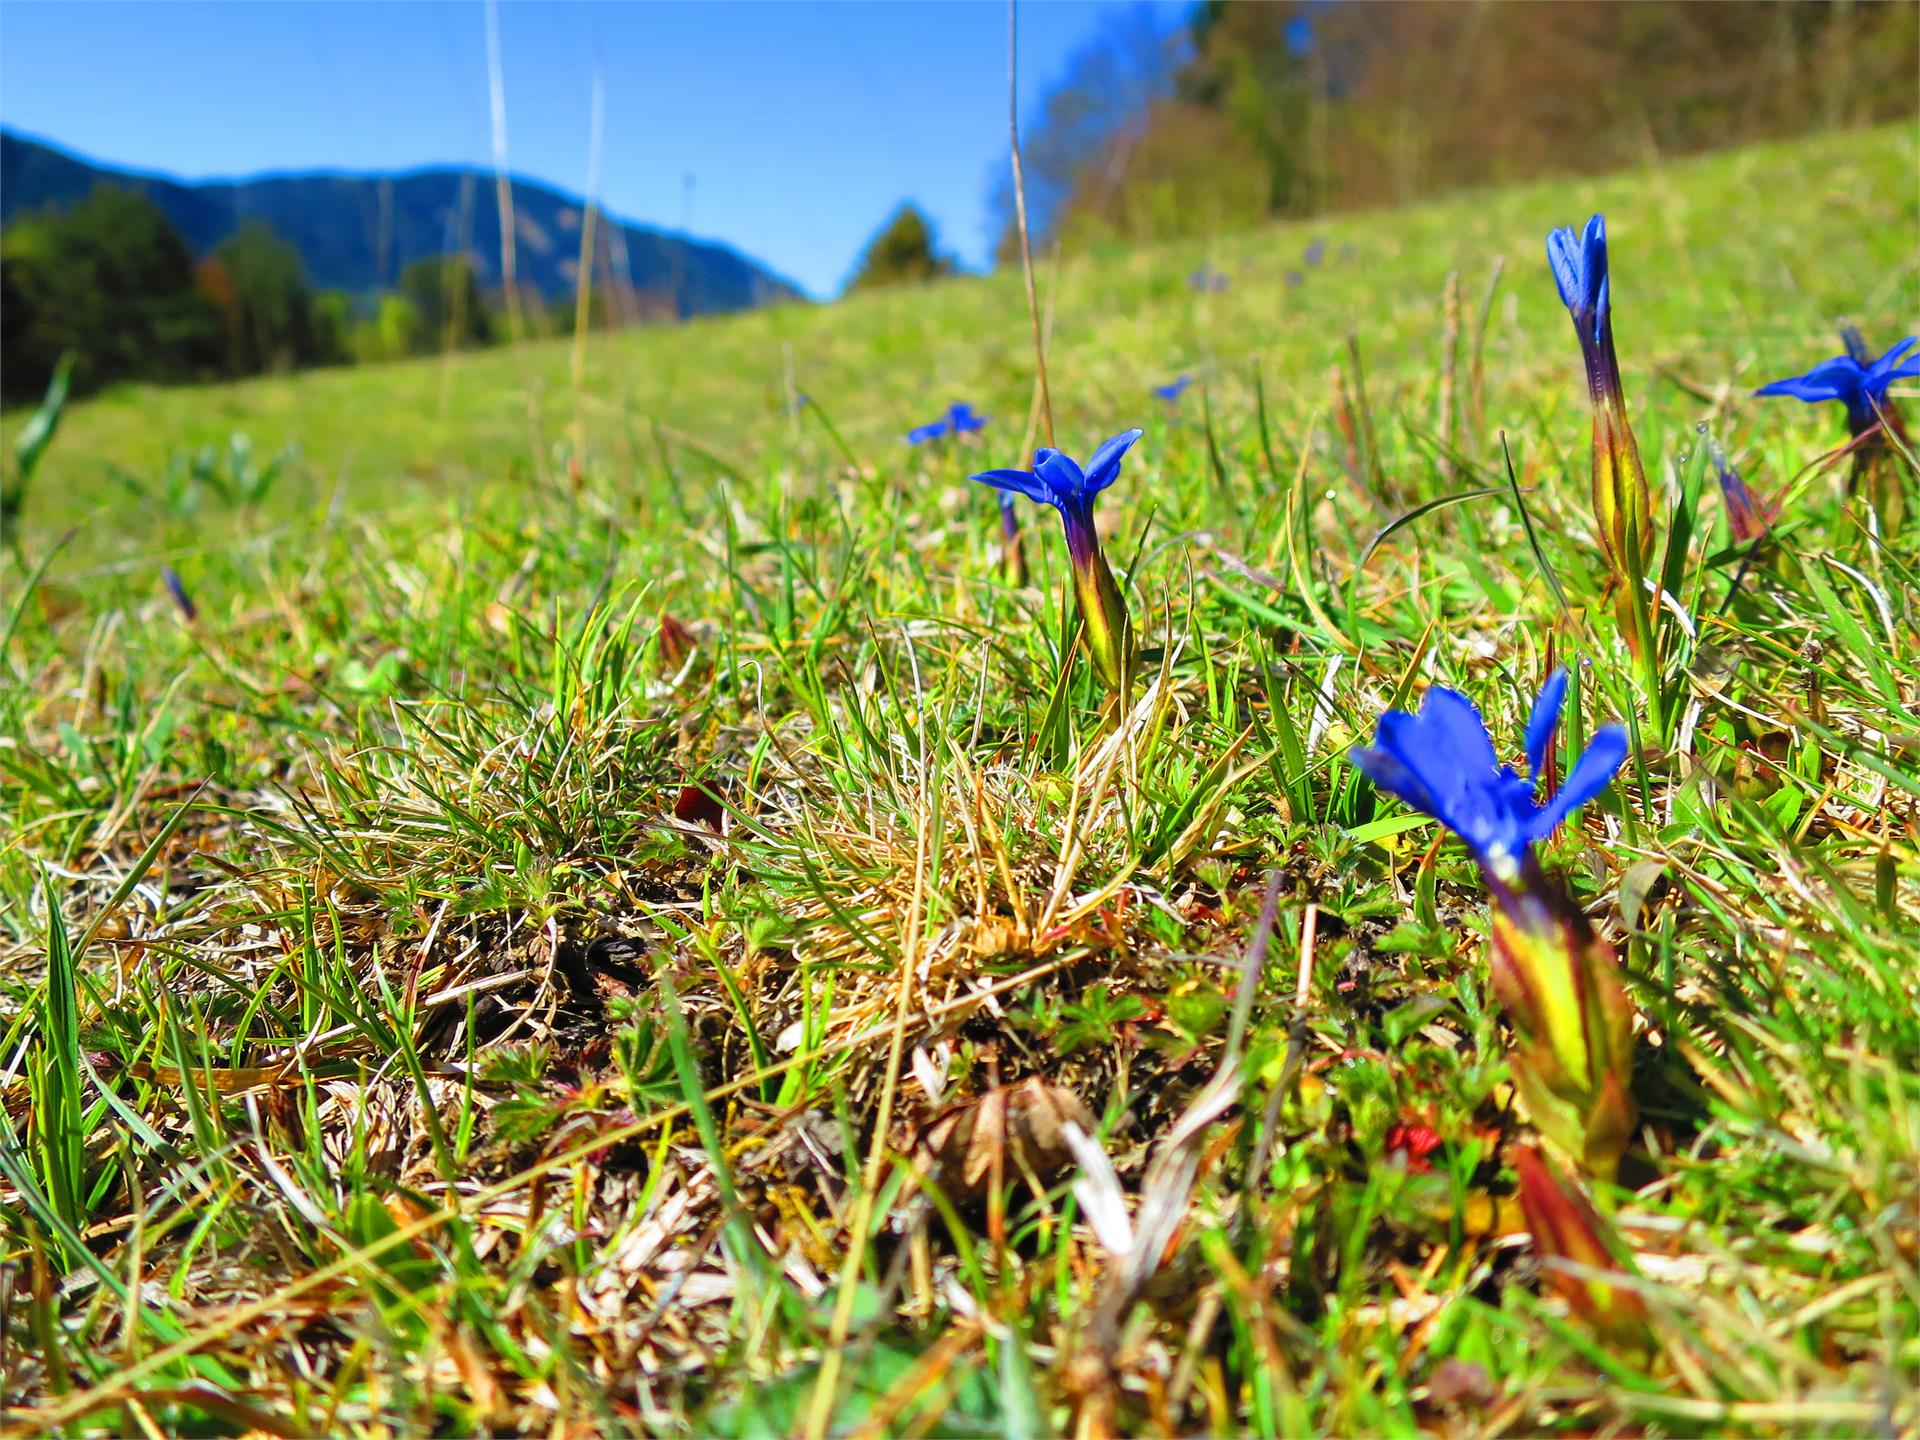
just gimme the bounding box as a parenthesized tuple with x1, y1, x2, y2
(3, 121, 1918, 1437)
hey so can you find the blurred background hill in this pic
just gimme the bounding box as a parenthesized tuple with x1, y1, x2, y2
(1, 132, 798, 312)
(1, 129, 799, 401)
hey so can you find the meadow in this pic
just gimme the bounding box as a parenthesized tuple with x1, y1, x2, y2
(2, 122, 1917, 1436)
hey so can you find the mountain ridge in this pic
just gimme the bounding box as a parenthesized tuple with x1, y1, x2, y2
(0, 129, 804, 316)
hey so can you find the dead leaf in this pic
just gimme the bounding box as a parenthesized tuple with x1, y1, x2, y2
(921, 1078, 1095, 1202)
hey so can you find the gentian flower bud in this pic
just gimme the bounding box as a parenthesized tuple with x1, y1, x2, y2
(971, 430, 1143, 697)
(162, 566, 197, 623)
(1548, 216, 1656, 602)
(1708, 438, 1773, 546)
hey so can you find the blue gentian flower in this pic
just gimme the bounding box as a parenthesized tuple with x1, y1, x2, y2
(1755, 336, 1920, 436)
(971, 430, 1143, 693)
(1304, 237, 1326, 266)
(1285, 270, 1304, 288)
(1547, 213, 1653, 595)
(1351, 670, 1627, 879)
(971, 430, 1141, 569)
(1188, 264, 1228, 293)
(1152, 375, 1192, 403)
(1547, 214, 1610, 349)
(907, 402, 989, 445)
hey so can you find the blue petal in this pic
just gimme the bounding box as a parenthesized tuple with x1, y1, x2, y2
(1524, 669, 1567, 780)
(1755, 360, 1858, 404)
(1034, 447, 1087, 502)
(1082, 429, 1145, 494)
(1868, 338, 1920, 389)
(1546, 215, 1609, 342)
(1392, 689, 1527, 858)
(908, 421, 949, 445)
(1419, 687, 1502, 776)
(1546, 229, 1583, 311)
(1547, 216, 1597, 303)
(1583, 217, 1608, 279)
(970, 468, 1055, 508)
(1528, 725, 1628, 842)
(1874, 336, 1917, 367)
(1375, 702, 1471, 832)
(1359, 684, 1580, 864)
(1350, 739, 1443, 822)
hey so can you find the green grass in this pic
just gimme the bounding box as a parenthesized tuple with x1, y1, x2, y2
(2, 122, 1917, 1437)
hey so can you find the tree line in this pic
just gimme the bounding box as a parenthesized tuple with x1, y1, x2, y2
(808, 0, 1919, 301)
(0, 184, 620, 405)
(993, 0, 1918, 255)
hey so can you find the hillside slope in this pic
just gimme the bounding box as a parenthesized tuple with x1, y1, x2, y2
(14, 124, 1913, 541)
(0, 129, 802, 314)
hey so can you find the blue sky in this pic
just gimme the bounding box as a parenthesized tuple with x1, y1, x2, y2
(0, 0, 1184, 296)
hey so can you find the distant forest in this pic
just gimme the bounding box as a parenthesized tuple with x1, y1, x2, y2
(0, 133, 798, 406)
(4, 189, 543, 404)
(992, 0, 1918, 255)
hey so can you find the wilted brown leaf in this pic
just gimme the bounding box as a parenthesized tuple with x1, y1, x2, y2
(920, 1077, 1096, 1202)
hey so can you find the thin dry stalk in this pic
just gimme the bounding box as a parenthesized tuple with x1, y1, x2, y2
(1440, 269, 1461, 477)
(1245, 900, 1318, 1193)
(570, 66, 605, 393)
(483, 0, 524, 345)
(1007, 0, 1054, 448)
(802, 695, 939, 1440)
